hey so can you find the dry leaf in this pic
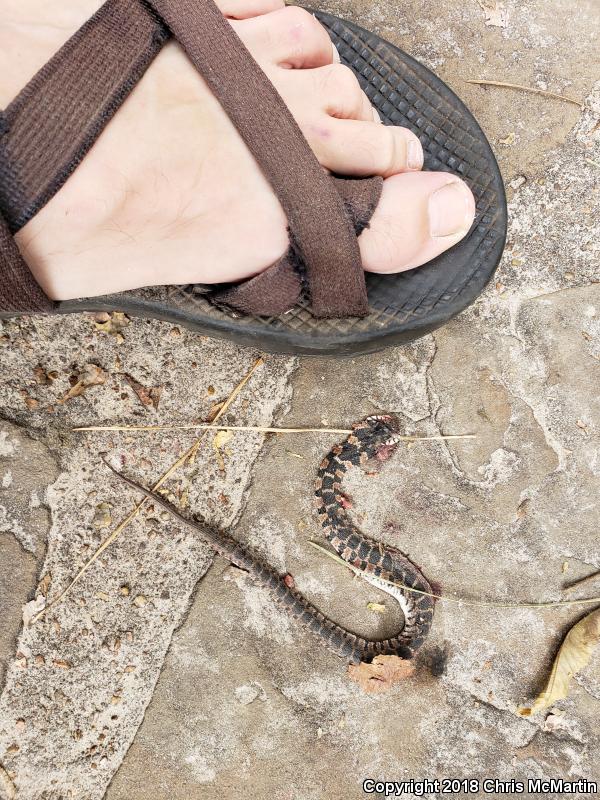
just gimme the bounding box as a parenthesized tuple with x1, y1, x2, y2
(92, 502, 113, 529)
(93, 311, 130, 337)
(123, 374, 163, 410)
(19, 390, 39, 410)
(37, 573, 51, 597)
(477, 1, 508, 27)
(60, 364, 107, 403)
(348, 655, 415, 694)
(179, 486, 189, 509)
(208, 401, 225, 419)
(23, 595, 46, 627)
(518, 607, 600, 715)
(213, 429, 233, 471)
(33, 366, 57, 385)
(213, 430, 233, 449)
(367, 602, 386, 614)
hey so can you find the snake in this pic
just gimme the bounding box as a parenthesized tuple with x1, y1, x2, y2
(105, 414, 435, 664)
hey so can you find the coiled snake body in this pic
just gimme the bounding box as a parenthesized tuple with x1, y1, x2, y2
(108, 415, 435, 664)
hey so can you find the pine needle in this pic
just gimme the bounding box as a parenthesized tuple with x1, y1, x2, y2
(29, 358, 264, 625)
(308, 542, 600, 610)
(466, 79, 584, 109)
(73, 422, 476, 442)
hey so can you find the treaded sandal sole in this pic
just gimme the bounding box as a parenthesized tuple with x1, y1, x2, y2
(48, 11, 507, 356)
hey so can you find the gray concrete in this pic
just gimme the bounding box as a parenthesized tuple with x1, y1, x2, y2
(0, 1, 599, 799)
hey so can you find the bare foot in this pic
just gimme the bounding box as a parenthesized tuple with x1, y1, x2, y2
(0, 0, 476, 301)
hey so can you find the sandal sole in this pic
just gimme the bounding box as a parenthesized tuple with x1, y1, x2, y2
(53, 11, 507, 357)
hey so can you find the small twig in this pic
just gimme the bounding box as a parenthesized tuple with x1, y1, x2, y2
(308, 542, 600, 610)
(466, 79, 584, 109)
(73, 423, 476, 442)
(563, 570, 600, 594)
(30, 358, 264, 625)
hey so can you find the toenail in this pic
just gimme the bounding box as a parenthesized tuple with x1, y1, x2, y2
(332, 42, 341, 63)
(428, 180, 475, 238)
(407, 138, 423, 170)
(372, 107, 382, 124)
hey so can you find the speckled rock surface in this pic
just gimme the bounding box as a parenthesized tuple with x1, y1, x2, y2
(0, 318, 295, 798)
(1, 1, 599, 799)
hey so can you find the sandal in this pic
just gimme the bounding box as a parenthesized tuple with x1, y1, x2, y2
(0, 0, 506, 356)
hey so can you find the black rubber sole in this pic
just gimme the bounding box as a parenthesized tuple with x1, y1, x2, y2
(52, 11, 507, 356)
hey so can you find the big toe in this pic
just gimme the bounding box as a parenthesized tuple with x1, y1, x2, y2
(359, 171, 476, 274)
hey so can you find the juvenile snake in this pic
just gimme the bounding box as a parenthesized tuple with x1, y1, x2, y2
(106, 415, 435, 664)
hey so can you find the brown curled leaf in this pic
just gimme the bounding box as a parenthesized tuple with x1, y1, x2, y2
(348, 655, 415, 694)
(59, 363, 107, 403)
(518, 607, 600, 716)
(123, 374, 163, 410)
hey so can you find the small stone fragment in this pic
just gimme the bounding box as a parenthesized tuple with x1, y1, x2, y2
(92, 503, 113, 529)
(132, 595, 147, 608)
(234, 684, 265, 706)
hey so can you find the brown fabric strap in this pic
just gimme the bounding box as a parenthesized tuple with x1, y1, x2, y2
(1, 0, 372, 317)
(0, 212, 53, 312)
(147, 0, 369, 318)
(214, 175, 383, 316)
(0, 0, 169, 234)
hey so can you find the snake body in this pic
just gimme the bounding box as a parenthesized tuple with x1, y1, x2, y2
(314, 415, 435, 660)
(107, 415, 435, 664)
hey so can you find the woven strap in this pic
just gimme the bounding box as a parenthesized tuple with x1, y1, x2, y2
(0, 0, 169, 233)
(147, 0, 368, 317)
(0, 0, 371, 317)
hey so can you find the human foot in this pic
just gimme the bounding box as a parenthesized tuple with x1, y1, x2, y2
(0, 0, 476, 301)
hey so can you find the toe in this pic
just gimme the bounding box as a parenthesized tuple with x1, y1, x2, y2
(310, 117, 424, 176)
(232, 6, 334, 69)
(219, 0, 285, 19)
(314, 63, 375, 122)
(359, 172, 476, 274)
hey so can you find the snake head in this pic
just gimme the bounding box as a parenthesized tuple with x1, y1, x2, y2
(363, 414, 402, 448)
